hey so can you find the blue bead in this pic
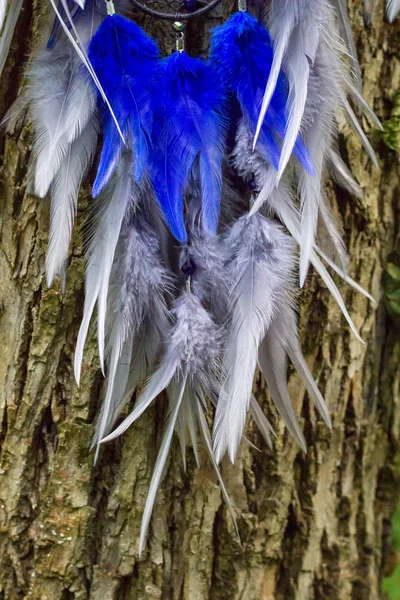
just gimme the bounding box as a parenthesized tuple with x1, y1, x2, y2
(183, 0, 197, 12)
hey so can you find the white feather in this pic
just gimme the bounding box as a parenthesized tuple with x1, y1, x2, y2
(213, 214, 295, 463)
(250, 175, 370, 334)
(272, 304, 331, 428)
(255, 0, 322, 160)
(253, 29, 290, 148)
(194, 393, 239, 541)
(46, 119, 98, 286)
(341, 96, 379, 168)
(327, 148, 363, 199)
(74, 157, 133, 384)
(332, 0, 363, 91)
(102, 292, 221, 443)
(249, 397, 275, 449)
(277, 23, 314, 178)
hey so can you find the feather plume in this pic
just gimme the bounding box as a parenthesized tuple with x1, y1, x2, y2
(210, 10, 314, 177)
(91, 214, 172, 456)
(148, 52, 227, 242)
(255, 0, 379, 282)
(101, 292, 238, 554)
(27, 47, 96, 198)
(213, 213, 296, 463)
(102, 292, 222, 442)
(233, 123, 368, 338)
(46, 119, 98, 286)
(88, 14, 159, 196)
(254, 0, 324, 167)
(179, 223, 229, 322)
(74, 153, 135, 383)
(6, 2, 106, 284)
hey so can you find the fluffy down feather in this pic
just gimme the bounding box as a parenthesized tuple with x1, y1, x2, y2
(102, 292, 222, 443)
(101, 292, 238, 554)
(92, 214, 171, 457)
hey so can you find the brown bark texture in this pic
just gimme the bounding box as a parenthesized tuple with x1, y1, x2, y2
(0, 1, 400, 599)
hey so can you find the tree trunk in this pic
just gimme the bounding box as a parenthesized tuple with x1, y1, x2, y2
(0, 1, 399, 599)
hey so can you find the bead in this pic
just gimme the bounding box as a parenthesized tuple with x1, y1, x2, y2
(181, 258, 196, 277)
(105, 0, 115, 16)
(183, 0, 197, 10)
(173, 21, 185, 33)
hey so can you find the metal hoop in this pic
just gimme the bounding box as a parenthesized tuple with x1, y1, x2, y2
(129, 0, 225, 21)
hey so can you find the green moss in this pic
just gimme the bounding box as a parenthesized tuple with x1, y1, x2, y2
(382, 88, 400, 152)
(383, 250, 400, 328)
(383, 460, 400, 600)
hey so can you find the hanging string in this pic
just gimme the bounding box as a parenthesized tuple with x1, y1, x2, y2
(129, 0, 225, 21)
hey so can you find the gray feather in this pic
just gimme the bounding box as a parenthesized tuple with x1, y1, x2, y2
(138, 377, 187, 556)
(327, 148, 363, 199)
(46, 118, 98, 286)
(74, 154, 134, 385)
(91, 215, 172, 456)
(258, 332, 307, 452)
(102, 293, 222, 443)
(332, 0, 363, 91)
(213, 213, 296, 463)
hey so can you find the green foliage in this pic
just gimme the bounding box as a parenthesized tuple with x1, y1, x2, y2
(383, 479, 400, 599)
(383, 250, 400, 327)
(382, 88, 400, 152)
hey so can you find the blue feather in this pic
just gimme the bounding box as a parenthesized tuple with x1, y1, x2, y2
(88, 14, 159, 196)
(210, 11, 315, 175)
(148, 52, 227, 243)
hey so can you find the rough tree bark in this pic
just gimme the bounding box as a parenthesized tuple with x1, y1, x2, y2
(0, 1, 399, 599)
